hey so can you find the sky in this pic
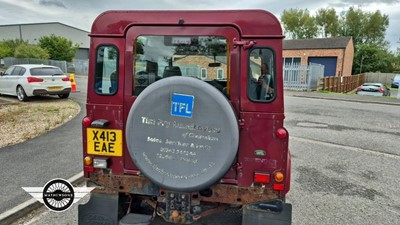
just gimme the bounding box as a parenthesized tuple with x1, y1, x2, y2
(0, 0, 399, 50)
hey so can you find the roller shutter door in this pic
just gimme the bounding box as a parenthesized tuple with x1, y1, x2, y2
(309, 57, 337, 77)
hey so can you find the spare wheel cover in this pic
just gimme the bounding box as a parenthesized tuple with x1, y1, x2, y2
(126, 76, 239, 192)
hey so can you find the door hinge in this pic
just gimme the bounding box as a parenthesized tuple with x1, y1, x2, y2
(233, 38, 256, 50)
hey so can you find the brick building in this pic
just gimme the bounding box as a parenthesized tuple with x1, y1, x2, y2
(174, 55, 227, 80)
(283, 37, 354, 77)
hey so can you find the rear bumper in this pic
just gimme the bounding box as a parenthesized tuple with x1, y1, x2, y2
(86, 173, 281, 205)
(32, 88, 71, 96)
(356, 91, 384, 96)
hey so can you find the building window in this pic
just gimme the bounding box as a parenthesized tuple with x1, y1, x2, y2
(201, 68, 207, 79)
(284, 57, 301, 65)
(217, 69, 224, 80)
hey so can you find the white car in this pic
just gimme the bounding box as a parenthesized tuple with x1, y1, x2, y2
(0, 64, 71, 101)
(356, 83, 391, 97)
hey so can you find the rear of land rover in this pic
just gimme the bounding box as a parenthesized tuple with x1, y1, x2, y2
(79, 10, 291, 225)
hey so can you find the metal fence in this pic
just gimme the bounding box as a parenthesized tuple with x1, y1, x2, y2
(2, 57, 90, 75)
(3, 57, 68, 73)
(69, 59, 89, 75)
(283, 63, 325, 91)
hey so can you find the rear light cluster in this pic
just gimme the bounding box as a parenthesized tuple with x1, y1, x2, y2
(84, 156, 108, 171)
(379, 87, 384, 93)
(357, 86, 362, 91)
(27, 77, 43, 83)
(62, 77, 70, 82)
(254, 171, 286, 191)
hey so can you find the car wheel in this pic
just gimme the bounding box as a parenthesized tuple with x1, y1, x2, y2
(16, 86, 28, 102)
(125, 76, 239, 192)
(58, 93, 70, 99)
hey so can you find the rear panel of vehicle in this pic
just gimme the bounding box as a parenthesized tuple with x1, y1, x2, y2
(80, 10, 292, 225)
(83, 10, 289, 196)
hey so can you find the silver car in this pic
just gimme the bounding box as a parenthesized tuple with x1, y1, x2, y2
(356, 83, 391, 97)
(0, 64, 71, 101)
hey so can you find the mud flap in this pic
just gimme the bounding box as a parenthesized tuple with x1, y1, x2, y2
(242, 200, 292, 225)
(78, 193, 119, 225)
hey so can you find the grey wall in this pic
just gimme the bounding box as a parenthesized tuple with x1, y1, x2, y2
(0, 23, 89, 60)
(364, 72, 398, 85)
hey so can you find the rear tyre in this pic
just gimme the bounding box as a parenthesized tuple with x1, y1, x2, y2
(16, 86, 28, 102)
(58, 93, 70, 99)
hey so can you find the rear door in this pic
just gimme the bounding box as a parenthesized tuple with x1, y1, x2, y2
(123, 26, 241, 175)
(238, 39, 286, 186)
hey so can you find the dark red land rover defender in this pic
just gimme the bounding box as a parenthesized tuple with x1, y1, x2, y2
(79, 10, 292, 225)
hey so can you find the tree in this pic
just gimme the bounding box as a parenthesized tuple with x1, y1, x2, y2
(14, 44, 49, 59)
(315, 8, 339, 37)
(38, 34, 79, 62)
(281, 6, 394, 73)
(363, 10, 389, 46)
(0, 42, 13, 59)
(280, 9, 318, 39)
(0, 39, 28, 58)
(354, 44, 396, 74)
(339, 7, 388, 48)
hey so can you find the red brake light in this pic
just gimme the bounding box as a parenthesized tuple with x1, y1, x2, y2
(357, 86, 362, 91)
(379, 87, 384, 93)
(254, 172, 270, 183)
(273, 184, 285, 191)
(276, 128, 287, 139)
(82, 117, 92, 127)
(62, 77, 70, 82)
(84, 166, 94, 172)
(27, 77, 44, 83)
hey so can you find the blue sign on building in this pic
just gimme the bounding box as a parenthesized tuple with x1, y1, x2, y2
(171, 93, 194, 118)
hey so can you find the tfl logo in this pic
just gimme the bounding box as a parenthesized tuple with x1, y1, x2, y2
(171, 93, 194, 118)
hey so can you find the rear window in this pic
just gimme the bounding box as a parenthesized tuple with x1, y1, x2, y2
(362, 84, 381, 87)
(94, 45, 119, 95)
(30, 67, 64, 76)
(133, 35, 228, 96)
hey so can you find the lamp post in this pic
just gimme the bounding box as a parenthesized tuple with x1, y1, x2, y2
(359, 55, 366, 74)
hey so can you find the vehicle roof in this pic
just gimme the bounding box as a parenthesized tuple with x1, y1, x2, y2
(91, 10, 283, 38)
(11, 64, 60, 69)
(362, 83, 384, 86)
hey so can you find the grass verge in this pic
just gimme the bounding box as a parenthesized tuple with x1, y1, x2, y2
(0, 98, 80, 148)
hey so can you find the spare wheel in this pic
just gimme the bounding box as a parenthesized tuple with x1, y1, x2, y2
(126, 76, 239, 192)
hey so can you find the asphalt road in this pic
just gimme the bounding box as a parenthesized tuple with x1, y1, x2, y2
(284, 96, 400, 225)
(2, 78, 400, 224)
